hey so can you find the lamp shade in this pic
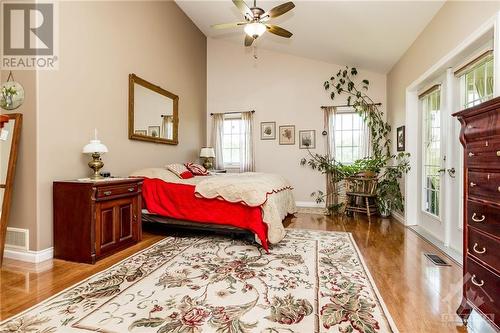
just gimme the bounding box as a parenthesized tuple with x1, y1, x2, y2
(200, 147, 215, 158)
(83, 139, 108, 154)
(244, 23, 266, 38)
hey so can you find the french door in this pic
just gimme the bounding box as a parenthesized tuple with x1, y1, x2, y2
(420, 86, 446, 240)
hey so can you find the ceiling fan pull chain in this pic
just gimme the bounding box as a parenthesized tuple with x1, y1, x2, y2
(253, 44, 258, 60)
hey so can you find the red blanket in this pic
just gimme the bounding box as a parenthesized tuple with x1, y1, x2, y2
(141, 178, 269, 250)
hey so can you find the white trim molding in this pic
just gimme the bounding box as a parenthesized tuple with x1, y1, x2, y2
(3, 247, 53, 263)
(295, 201, 325, 208)
(391, 211, 405, 224)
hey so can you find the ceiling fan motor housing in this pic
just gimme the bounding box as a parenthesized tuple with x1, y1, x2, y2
(250, 7, 265, 20)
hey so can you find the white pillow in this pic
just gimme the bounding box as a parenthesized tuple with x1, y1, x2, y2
(130, 168, 180, 182)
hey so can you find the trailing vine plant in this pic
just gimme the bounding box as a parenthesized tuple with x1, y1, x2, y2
(301, 66, 410, 215)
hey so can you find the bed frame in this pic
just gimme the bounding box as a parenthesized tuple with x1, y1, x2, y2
(142, 212, 253, 238)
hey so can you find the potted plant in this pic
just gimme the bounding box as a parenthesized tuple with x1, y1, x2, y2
(300, 66, 410, 216)
(376, 153, 410, 217)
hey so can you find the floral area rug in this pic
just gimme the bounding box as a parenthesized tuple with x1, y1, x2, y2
(0, 229, 398, 333)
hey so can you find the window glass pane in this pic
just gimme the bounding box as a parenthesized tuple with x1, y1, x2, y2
(223, 135, 231, 148)
(231, 135, 239, 148)
(422, 90, 441, 218)
(486, 60, 493, 97)
(343, 114, 353, 130)
(341, 131, 352, 146)
(231, 149, 239, 163)
(223, 149, 231, 162)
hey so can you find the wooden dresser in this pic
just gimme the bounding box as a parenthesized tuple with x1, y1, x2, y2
(453, 96, 500, 330)
(53, 178, 143, 263)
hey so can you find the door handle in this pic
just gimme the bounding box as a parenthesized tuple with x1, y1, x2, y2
(437, 168, 446, 174)
(447, 168, 456, 178)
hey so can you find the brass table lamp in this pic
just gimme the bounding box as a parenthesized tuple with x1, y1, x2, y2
(82, 130, 108, 179)
(200, 147, 215, 170)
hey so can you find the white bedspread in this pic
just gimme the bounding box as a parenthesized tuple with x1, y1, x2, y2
(130, 168, 297, 244)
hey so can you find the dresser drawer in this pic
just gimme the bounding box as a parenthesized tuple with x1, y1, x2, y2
(467, 200, 500, 236)
(463, 111, 500, 141)
(468, 171, 500, 202)
(97, 183, 139, 199)
(465, 138, 500, 170)
(467, 228, 499, 272)
(465, 258, 500, 327)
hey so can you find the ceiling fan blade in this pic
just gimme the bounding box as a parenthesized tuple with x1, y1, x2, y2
(244, 35, 255, 47)
(211, 22, 247, 29)
(266, 24, 293, 38)
(233, 0, 253, 19)
(262, 2, 295, 20)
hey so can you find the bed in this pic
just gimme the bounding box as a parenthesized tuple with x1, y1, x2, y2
(130, 168, 297, 250)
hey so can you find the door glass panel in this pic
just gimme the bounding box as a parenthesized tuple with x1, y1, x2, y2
(422, 89, 441, 217)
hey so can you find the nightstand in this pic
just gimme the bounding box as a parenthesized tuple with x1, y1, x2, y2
(53, 178, 143, 263)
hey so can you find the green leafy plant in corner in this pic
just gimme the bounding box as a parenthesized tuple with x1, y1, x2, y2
(301, 66, 410, 215)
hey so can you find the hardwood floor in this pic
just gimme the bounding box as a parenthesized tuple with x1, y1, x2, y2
(0, 213, 493, 332)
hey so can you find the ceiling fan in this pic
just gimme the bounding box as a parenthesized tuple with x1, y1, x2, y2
(211, 0, 295, 47)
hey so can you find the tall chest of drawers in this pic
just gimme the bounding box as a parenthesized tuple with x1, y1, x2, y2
(453, 96, 500, 330)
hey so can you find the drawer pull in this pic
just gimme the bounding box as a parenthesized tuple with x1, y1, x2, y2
(472, 243, 486, 254)
(469, 182, 477, 187)
(497, 151, 500, 157)
(471, 213, 485, 222)
(103, 191, 112, 196)
(128, 187, 135, 192)
(468, 152, 475, 157)
(471, 275, 484, 287)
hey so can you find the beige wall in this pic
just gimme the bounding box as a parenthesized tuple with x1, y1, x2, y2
(207, 39, 386, 202)
(0, 70, 38, 249)
(387, 1, 500, 152)
(32, 1, 206, 250)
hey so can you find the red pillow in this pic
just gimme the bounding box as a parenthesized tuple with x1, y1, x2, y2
(166, 163, 194, 179)
(185, 162, 209, 176)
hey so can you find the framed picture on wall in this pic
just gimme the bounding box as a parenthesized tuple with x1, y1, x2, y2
(260, 122, 276, 140)
(299, 130, 316, 149)
(397, 126, 405, 151)
(148, 125, 161, 138)
(135, 129, 147, 136)
(279, 125, 295, 145)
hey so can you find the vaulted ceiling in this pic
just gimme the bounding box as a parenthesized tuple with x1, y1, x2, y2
(176, 0, 445, 73)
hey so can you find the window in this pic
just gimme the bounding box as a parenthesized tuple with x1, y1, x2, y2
(222, 116, 241, 167)
(334, 112, 363, 164)
(459, 52, 494, 109)
(421, 88, 441, 217)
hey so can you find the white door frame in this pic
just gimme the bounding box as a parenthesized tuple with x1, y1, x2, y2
(404, 12, 500, 245)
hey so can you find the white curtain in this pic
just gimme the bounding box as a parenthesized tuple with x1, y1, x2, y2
(161, 116, 173, 139)
(240, 111, 255, 172)
(360, 108, 372, 158)
(211, 113, 225, 170)
(324, 107, 337, 210)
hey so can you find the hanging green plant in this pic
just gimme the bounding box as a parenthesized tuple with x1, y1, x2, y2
(301, 66, 410, 215)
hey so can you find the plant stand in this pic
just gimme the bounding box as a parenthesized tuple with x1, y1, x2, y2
(344, 176, 378, 218)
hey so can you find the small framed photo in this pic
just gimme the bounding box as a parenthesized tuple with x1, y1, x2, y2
(299, 130, 316, 149)
(260, 122, 276, 140)
(148, 125, 161, 138)
(279, 125, 295, 145)
(134, 129, 147, 136)
(397, 126, 405, 151)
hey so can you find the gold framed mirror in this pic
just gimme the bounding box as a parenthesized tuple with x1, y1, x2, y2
(128, 74, 179, 145)
(0, 113, 22, 266)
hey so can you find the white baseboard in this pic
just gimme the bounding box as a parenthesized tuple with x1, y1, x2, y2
(295, 201, 325, 208)
(3, 247, 54, 263)
(391, 211, 405, 224)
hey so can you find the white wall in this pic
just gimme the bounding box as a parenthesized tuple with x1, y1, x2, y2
(207, 39, 386, 202)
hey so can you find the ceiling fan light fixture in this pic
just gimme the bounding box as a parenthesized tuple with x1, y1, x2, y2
(244, 22, 266, 38)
